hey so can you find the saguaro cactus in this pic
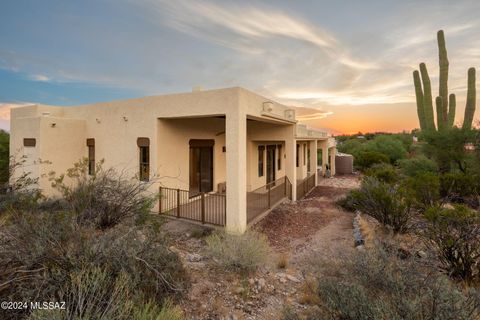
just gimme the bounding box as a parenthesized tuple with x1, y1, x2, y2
(438, 30, 449, 124)
(419, 63, 436, 130)
(413, 30, 477, 131)
(463, 67, 476, 130)
(413, 70, 426, 131)
(447, 93, 456, 127)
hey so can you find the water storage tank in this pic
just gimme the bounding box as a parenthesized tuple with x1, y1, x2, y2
(335, 152, 354, 174)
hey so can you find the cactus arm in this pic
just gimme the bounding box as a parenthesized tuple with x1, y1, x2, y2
(413, 70, 427, 131)
(463, 67, 476, 130)
(435, 96, 444, 130)
(437, 30, 449, 125)
(419, 63, 436, 131)
(447, 94, 456, 127)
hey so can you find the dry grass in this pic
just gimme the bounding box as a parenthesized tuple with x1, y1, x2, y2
(277, 252, 289, 269)
(298, 277, 320, 305)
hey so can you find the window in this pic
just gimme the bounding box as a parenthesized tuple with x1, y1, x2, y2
(296, 144, 300, 167)
(307, 147, 311, 172)
(137, 138, 150, 181)
(23, 138, 36, 147)
(86, 139, 95, 175)
(258, 145, 265, 177)
(277, 145, 282, 170)
(303, 144, 307, 165)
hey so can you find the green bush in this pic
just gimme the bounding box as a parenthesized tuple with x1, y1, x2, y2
(364, 163, 399, 184)
(341, 177, 412, 233)
(397, 155, 438, 177)
(314, 247, 480, 319)
(355, 151, 390, 170)
(424, 205, 480, 282)
(205, 230, 269, 272)
(51, 159, 156, 229)
(0, 211, 188, 320)
(440, 172, 480, 203)
(402, 172, 441, 211)
(365, 135, 408, 164)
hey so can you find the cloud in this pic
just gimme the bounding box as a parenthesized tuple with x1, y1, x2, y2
(28, 74, 51, 82)
(135, 0, 374, 70)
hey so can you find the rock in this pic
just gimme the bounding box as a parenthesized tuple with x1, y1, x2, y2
(416, 250, 427, 259)
(356, 245, 365, 251)
(286, 274, 301, 283)
(187, 253, 203, 262)
(257, 278, 266, 289)
(248, 278, 255, 285)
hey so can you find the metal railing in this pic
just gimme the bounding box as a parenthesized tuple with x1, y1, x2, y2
(247, 176, 292, 224)
(296, 172, 316, 200)
(159, 187, 226, 226)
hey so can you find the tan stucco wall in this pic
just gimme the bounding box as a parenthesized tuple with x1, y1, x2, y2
(157, 118, 226, 192)
(10, 87, 333, 233)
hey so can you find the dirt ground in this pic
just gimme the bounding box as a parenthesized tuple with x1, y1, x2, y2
(163, 175, 361, 319)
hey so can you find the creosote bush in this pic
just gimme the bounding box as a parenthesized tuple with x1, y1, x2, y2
(424, 205, 480, 282)
(364, 163, 399, 184)
(205, 230, 269, 273)
(338, 177, 412, 233)
(402, 172, 441, 212)
(0, 211, 188, 320)
(50, 159, 156, 229)
(314, 247, 480, 320)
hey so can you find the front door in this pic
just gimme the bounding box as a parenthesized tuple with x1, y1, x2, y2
(266, 145, 276, 184)
(189, 141, 214, 196)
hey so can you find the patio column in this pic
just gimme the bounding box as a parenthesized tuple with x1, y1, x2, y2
(329, 147, 337, 176)
(310, 140, 318, 185)
(321, 141, 329, 176)
(284, 125, 297, 201)
(225, 112, 247, 234)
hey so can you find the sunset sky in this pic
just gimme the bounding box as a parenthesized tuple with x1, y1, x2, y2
(0, 0, 479, 133)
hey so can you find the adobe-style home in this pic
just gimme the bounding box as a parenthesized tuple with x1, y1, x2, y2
(10, 87, 336, 233)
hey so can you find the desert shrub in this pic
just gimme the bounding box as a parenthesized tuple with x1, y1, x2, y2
(364, 163, 399, 184)
(440, 172, 480, 207)
(424, 205, 480, 281)
(132, 300, 184, 320)
(314, 248, 480, 319)
(336, 189, 362, 212)
(365, 135, 407, 164)
(354, 150, 389, 170)
(277, 252, 289, 269)
(342, 177, 412, 233)
(397, 155, 438, 177)
(205, 230, 269, 272)
(281, 305, 300, 320)
(402, 172, 441, 211)
(0, 211, 188, 320)
(0, 156, 43, 214)
(51, 159, 156, 229)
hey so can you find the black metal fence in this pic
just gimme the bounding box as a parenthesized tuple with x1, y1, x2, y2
(296, 172, 316, 200)
(246, 176, 292, 224)
(159, 187, 226, 226)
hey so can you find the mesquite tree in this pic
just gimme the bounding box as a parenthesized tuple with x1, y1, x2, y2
(413, 30, 476, 131)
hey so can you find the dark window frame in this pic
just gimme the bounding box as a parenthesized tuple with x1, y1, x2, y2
(296, 144, 300, 167)
(303, 144, 306, 165)
(277, 144, 282, 170)
(137, 137, 150, 182)
(87, 139, 95, 176)
(258, 145, 265, 177)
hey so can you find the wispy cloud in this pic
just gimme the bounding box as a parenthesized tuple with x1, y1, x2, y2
(28, 74, 51, 82)
(135, 0, 374, 70)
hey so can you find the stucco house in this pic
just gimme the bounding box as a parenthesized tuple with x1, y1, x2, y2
(10, 87, 336, 233)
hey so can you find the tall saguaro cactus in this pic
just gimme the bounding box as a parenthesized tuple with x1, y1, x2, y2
(413, 30, 477, 131)
(463, 67, 476, 130)
(438, 30, 449, 124)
